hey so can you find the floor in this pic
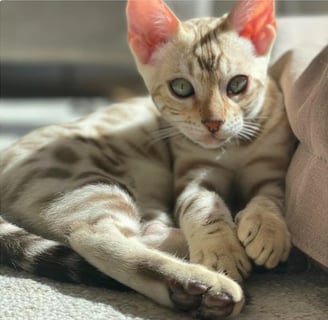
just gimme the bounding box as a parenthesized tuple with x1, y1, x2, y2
(0, 264, 327, 320)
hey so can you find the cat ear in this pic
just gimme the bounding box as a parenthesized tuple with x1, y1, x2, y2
(126, 0, 180, 64)
(228, 0, 276, 56)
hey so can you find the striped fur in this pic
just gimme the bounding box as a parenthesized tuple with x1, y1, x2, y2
(0, 0, 292, 318)
(0, 217, 128, 290)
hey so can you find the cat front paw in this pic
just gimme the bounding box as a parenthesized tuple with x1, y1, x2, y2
(236, 208, 291, 268)
(189, 226, 251, 282)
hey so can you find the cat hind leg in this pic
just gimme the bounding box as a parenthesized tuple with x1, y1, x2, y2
(30, 183, 245, 318)
(69, 219, 245, 319)
(52, 185, 245, 318)
(0, 216, 128, 290)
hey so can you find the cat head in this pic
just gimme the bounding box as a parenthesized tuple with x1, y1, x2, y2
(127, 0, 276, 149)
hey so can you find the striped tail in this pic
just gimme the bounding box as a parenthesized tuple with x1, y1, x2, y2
(0, 216, 129, 291)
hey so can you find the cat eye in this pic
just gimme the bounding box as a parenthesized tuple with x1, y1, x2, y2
(227, 75, 248, 96)
(169, 78, 195, 98)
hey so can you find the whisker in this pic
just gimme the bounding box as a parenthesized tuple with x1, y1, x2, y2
(244, 115, 268, 121)
(147, 126, 182, 146)
(238, 135, 252, 142)
(243, 121, 261, 129)
(242, 121, 262, 137)
(150, 126, 176, 137)
(241, 128, 259, 136)
(147, 133, 181, 146)
(243, 121, 261, 128)
(237, 121, 261, 141)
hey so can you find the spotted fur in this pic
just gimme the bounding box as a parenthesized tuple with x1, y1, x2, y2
(0, 0, 292, 318)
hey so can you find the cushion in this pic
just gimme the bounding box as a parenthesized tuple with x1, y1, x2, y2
(272, 45, 328, 268)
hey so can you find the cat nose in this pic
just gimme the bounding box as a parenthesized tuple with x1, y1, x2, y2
(202, 119, 224, 133)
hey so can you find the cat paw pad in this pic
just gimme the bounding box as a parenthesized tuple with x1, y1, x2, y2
(199, 291, 234, 319)
(167, 271, 244, 319)
(168, 279, 207, 311)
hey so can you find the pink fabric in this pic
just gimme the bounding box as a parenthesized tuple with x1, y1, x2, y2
(274, 46, 328, 268)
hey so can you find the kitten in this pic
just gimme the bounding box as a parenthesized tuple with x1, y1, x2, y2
(0, 0, 292, 318)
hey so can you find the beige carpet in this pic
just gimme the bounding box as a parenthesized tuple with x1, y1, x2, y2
(0, 264, 327, 320)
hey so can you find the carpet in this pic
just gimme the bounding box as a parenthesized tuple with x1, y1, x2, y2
(1, 265, 327, 320)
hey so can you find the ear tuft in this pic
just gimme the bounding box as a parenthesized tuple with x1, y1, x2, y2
(228, 0, 276, 56)
(126, 0, 180, 64)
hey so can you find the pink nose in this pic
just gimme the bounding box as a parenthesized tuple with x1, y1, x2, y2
(202, 119, 224, 133)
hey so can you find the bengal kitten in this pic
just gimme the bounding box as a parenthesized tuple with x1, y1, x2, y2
(0, 0, 292, 318)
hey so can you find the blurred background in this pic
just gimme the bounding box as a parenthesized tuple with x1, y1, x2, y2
(0, 0, 328, 149)
(1, 0, 328, 98)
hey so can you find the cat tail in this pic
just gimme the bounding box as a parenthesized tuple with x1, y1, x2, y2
(0, 216, 129, 291)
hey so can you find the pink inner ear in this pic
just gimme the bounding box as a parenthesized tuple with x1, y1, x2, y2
(229, 0, 276, 56)
(127, 0, 179, 64)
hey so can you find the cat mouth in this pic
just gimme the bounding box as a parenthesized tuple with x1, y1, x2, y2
(197, 134, 230, 149)
(180, 128, 232, 149)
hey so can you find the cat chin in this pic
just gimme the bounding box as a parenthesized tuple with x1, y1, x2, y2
(192, 135, 229, 150)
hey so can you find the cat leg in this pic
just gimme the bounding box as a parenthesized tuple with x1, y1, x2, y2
(235, 108, 292, 269)
(69, 219, 244, 319)
(236, 161, 291, 268)
(46, 184, 245, 318)
(176, 183, 252, 283)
